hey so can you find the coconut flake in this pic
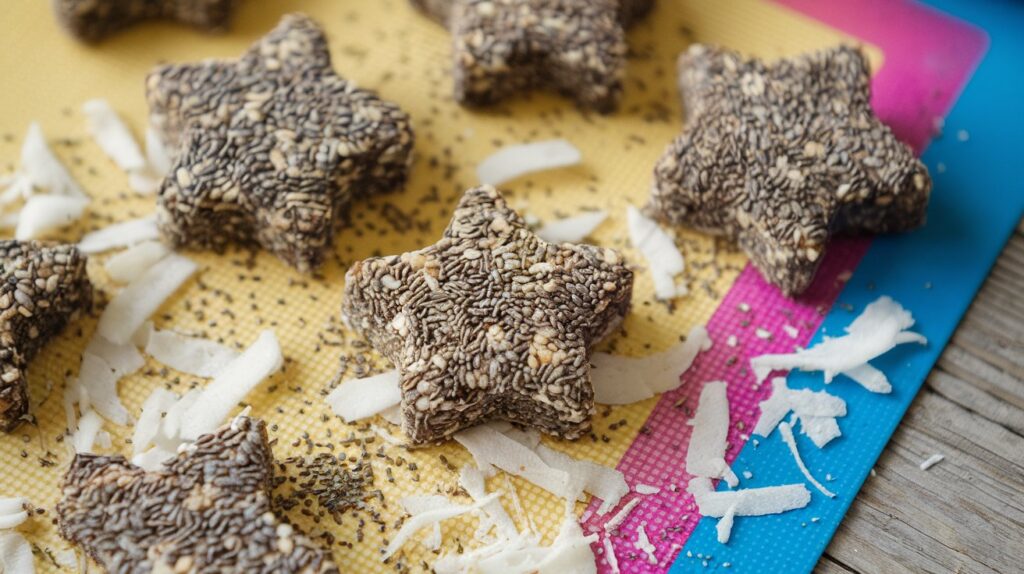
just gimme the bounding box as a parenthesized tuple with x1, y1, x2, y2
(536, 211, 608, 244)
(84, 335, 144, 378)
(104, 240, 170, 283)
(591, 325, 711, 405)
(77, 353, 130, 425)
(919, 454, 944, 471)
(325, 370, 401, 422)
(384, 493, 499, 560)
(459, 464, 518, 541)
(751, 296, 927, 391)
(603, 497, 641, 533)
(131, 388, 179, 455)
(754, 378, 847, 448)
(454, 424, 576, 501)
(0, 531, 34, 573)
(476, 139, 581, 186)
(70, 409, 104, 453)
(686, 381, 739, 487)
(96, 254, 197, 345)
(5, 122, 85, 200)
(145, 327, 240, 377)
(778, 422, 835, 498)
(179, 330, 282, 440)
(0, 497, 28, 531)
(634, 484, 660, 495)
(602, 536, 620, 574)
(687, 477, 811, 518)
(534, 444, 627, 515)
(635, 524, 657, 564)
(14, 195, 89, 240)
(716, 502, 738, 544)
(78, 215, 160, 254)
(81, 99, 146, 172)
(627, 206, 687, 300)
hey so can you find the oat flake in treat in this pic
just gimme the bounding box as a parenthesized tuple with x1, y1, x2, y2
(58, 416, 339, 574)
(410, 0, 656, 112)
(0, 241, 92, 432)
(147, 13, 415, 272)
(53, 0, 236, 43)
(649, 44, 931, 296)
(343, 185, 634, 444)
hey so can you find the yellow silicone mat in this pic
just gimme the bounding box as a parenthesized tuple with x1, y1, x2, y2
(0, 1, 875, 571)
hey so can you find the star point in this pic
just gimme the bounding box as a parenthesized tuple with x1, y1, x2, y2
(54, 0, 236, 42)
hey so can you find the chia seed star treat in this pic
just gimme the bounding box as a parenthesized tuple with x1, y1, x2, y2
(53, 0, 236, 43)
(147, 13, 415, 272)
(650, 45, 931, 296)
(410, 0, 655, 112)
(343, 185, 633, 444)
(0, 241, 91, 432)
(58, 416, 339, 574)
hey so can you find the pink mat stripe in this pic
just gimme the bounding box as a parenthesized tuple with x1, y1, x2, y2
(584, 2, 988, 572)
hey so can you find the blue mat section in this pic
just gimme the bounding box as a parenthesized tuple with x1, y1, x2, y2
(671, 1, 1024, 571)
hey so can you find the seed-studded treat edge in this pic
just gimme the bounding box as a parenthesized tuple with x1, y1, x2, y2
(53, 0, 236, 43)
(649, 44, 931, 296)
(0, 240, 92, 432)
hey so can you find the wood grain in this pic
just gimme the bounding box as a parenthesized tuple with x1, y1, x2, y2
(819, 224, 1024, 574)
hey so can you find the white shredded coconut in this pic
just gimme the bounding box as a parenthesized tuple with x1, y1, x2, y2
(919, 454, 945, 471)
(14, 194, 89, 240)
(686, 381, 739, 487)
(384, 493, 499, 560)
(103, 240, 170, 283)
(602, 536, 620, 574)
(82, 99, 147, 172)
(754, 377, 847, 448)
(78, 215, 160, 254)
(0, 531, 35, 573)
(454, 424, 577, 501)
(535, 211, 608, 244)
(634, 484, 660, 495)
(627, 205, 687, 299)
(635, 524, 657, 564)
(144, 326, 240, 378)
(751, 296, 927, 392)
(590, 325, 711, 404)
(1, 122, 85, 204)
(603, 497, 641, 532)
(95, 254, 197, 345)
(778, 422, 835, 498)
(325, 370, 402, 422)
(476, 139, 581, 186)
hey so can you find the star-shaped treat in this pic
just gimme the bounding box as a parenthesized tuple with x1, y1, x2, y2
(58, 416, 339, 574)
(0, 241, 91, 432)
(147, 13, 415, 272)
(649, 45, 931, 296)
(54, 0, 235, 43)
(411, 0, 655, 112)
(343, 185, 633, 444)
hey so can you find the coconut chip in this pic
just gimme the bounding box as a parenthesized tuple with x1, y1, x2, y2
(534, 444, 627, 515)
(0, 497, 28, 530)
(76, 353, 130, 425)
(535, 211, 608, 244)
(602, 536, 620, 574)
(95, 253, 197, 345)
(78, 215, 160, 254)
(919, 454, 944, 471)
(14, 194, 89, 240)
(0, 531, 34, 573)
(70, 409, 105, 453)
(751, 296, 927, 392)
(603, 497, 641, 532)
(144, 326, 240, 377)
(686, 381, 739, 487)
(778, 421, 835, 498)
(459, 464, 518, 541)
(384, 493, 500, 560)
(325, 370, 402, 422)
(454, 424, 577, 501)
(635, 484, 660, 495)
(103, 240, 170, 283)
(179, 330, 282, 440)
(687, 477, 811, 544)
(81, 99, 147, 173)
(1, 122, 84, 204)
(627, 205, 688, 300)
(754, 377, 847, 448)
(591, 325, 711, 405)
(130, 388, 178, 455)
(476, 139, 581, 186)
(635, 524, 657, 564)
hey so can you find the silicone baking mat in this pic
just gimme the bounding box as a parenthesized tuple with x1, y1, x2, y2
(1, 0, 1020, 572)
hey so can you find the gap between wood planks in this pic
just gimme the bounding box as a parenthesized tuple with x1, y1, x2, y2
(816, 223, 1024, 574)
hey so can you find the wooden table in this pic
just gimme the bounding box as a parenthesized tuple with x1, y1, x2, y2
(819, 221, 1024, 574)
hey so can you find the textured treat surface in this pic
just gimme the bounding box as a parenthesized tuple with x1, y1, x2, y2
(58, 416, 339, 574)
(148, 13, 414, 272)
(650, 45, 931, 296)
(410, 0, 655, 111)
(54, 0, 236, 42)
(343, 185, 633, 444)
(0, 241, 91, 432)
